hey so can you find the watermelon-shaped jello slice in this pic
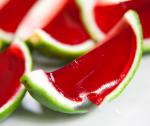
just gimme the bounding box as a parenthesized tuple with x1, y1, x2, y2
(0, 38, 32, 120)
(77, 0, 150, 52)
(17, 0, 95, 59)
(0, 0, 36, 44)
(22, 10, 143, 113)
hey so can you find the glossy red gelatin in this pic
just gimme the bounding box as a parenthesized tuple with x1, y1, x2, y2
(94, 3, 126, 33)
(124, 0, 150, 38)
(0, 0, 36, 33)
(0, 45, 25, 107)
(43, 0, 90, 45)
(46, 22, 136, 105)
(94, 0, 150, 38)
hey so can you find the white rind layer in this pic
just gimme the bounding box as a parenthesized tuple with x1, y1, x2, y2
(16, 0, 68, 40)
(32, 29, 95, 54)
(25, 70, 88, 110)
(0, 29, 13, 43)
(76, 0, 105, 42)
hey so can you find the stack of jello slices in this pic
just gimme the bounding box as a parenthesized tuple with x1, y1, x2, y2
(1, 0, 149, 121)
(0, 0, 35, 120)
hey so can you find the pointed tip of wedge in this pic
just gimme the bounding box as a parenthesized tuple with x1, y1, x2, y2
(21, 70, 89, 114)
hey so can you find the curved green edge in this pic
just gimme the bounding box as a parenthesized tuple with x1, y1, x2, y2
(26, 29, 95, 60)
(21, 74, 88, 114)
(0, 88, 26, 121)
(143, 39, 150, 53)
(0, 38, 32, 121)
(76, 0, 105, 42)
(0, 40, 10, 52)
(105, 10, 143, 102)
(76, 0, 150, 55)
(22, 10, 143, 114)
(0, 29, 14, 50)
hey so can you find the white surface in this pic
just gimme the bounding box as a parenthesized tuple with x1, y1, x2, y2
(1, 55, 150, 126)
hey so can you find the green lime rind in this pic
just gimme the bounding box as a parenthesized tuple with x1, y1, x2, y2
(0, 38, 32, 121)
(16, 38, 33, 73)
(22, 10, 143, 114)
(16, 0, 95, 59)
(0, 30, 13, 51)
(21, 70, 88, 114)
(0, 40, 10, 52)
(76, 8, 143, 103)
(143, 39, 150, 53)
(0, 86, 26, 121)
(76, 0, 147, 56)
(105, 10, 143, 102)
(26, 29, 95, 60)
(76, 0, 105, 42)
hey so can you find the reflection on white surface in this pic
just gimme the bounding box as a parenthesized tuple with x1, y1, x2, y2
(1, 55, 150, 126)
(21, 93, 43, 114)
